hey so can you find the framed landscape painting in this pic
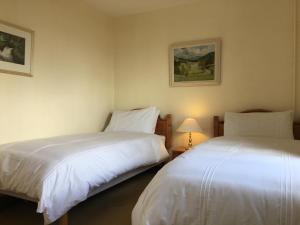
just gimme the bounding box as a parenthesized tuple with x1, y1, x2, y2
(169, 38, 221, 87)
(0, 21, 33, 76)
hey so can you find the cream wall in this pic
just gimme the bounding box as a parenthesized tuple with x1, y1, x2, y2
(113, 0, 296, 146)
(0, 0, 114, 144)
(0, 0, 296, 147)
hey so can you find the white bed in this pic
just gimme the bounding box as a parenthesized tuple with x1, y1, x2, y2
(132, 136, 300, 225)
(132, 110, 300, 225)
(0, 107, 172, 225)
(0, 132, 168, 224)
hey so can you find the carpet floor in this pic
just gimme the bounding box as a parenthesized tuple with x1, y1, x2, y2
(0, 167, 158, 225)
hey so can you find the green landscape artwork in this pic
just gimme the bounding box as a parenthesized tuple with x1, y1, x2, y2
(174, 44, 215, 82)
(0, 31, 25, 65)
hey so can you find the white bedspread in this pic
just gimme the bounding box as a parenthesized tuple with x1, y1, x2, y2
(132, 136, 300, 225)
(0, 132, 168, 224)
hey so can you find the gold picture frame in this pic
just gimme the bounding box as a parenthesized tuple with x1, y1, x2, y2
(0, 21, 34, 77)
(169, 38, 221, 87)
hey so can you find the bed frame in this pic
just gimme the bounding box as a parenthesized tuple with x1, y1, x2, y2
(213, 109, 300, 140)
(155, 114, 172, 149)
(0, 114, 172, 225)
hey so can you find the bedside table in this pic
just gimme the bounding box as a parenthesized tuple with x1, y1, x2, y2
(171, 146, 187, 159)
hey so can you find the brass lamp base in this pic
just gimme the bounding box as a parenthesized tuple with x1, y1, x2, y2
(187, 132, 193, 149)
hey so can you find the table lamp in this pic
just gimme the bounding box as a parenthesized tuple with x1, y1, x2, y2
(177, 118, 202, 149)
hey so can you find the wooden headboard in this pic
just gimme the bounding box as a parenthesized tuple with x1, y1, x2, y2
(213, 109, 300, 140)
(155, 114, 172, 150)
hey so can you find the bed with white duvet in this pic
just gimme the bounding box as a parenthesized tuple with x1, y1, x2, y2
(133, 136, 300, 225)
(132, 110, 300, 225)
(0, 107, 171, 224)
(0, 132, 168, 224)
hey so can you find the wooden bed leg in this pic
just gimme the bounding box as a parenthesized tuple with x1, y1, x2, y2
(58, 213, 68, 225)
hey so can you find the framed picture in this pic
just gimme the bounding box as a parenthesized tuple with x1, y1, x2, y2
(169, 38, 221, 87)
(0, 21, 33, 77)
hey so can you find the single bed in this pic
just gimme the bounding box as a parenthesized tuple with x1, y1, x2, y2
(0, 109, 172, 225)
(132, 110, 300, 225)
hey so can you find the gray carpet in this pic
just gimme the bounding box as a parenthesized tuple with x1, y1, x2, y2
(0, 167, 158, 225)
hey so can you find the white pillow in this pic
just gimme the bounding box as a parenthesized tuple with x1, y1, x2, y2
(224, 111, 293, 139)
(105, 107, 160, 134)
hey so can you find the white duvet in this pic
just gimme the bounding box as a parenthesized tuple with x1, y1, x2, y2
(0, 132, 168, 224)
(132, 136, 300, 225)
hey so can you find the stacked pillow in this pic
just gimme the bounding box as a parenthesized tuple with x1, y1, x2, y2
(105, 107, 160, 134)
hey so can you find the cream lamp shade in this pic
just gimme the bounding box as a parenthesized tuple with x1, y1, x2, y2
(177, 118, 202, 149)
(177, 118, 202, 133)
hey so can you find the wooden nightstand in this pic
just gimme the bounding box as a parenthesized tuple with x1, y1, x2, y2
(171, 146, 187, 159)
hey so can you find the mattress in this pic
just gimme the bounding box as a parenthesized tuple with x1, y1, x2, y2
(132, 136, 300, 225)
